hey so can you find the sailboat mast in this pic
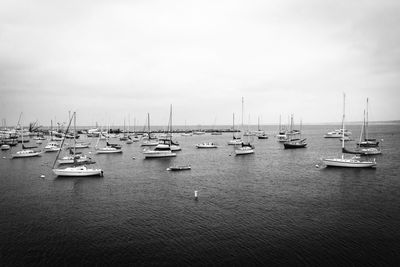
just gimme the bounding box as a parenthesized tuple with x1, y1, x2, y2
(342, 93, 346, 149)
(241, 97, 244, 131)
(73, 112, 76, 157)
(279, 115, 281, 132)
(290, 114, 293, 132)
(169, 104, 173, 137)
(232, 113, 235, 138)
(128, 114, 130, 135)
(147, 113, 150, 137)
(359, 110, 365, 145)
(124, 118, 126, 137)
(300, 119, 302, 139)
(366, 98, 369, 140)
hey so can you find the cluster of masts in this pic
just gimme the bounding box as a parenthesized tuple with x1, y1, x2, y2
(1, 96, 381, 176)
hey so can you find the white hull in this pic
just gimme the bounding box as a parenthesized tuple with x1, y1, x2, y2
(322, 158, 376, 168)
(44, 147, 61, 152)
(170, 145, 181, 151)
(196, 143, 218, 148)
(71, 144, 90, 149)
(143, 151, 176, 158)
(228, 140, 243, 145)
(235, 148, 254, 155)
(96, 149, 122, 154)
(12, 150, 41, 158)
(57, 156, 92, 164)
(53, 166, 103, 176)
(141, 141, 159, 146)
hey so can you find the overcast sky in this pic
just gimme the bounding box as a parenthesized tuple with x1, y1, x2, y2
(1, 0, 399, 127)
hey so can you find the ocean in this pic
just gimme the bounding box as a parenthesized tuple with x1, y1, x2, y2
(1, 124, 399, 266)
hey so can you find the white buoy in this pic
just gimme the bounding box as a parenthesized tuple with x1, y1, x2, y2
(88, 151, 92, 154)
(315, 164, 319, 168)
(194, 190, 198, 200)
(40, 175, 45, 178)
(132, 157, 136, 160)
(2, 157, 6, 159)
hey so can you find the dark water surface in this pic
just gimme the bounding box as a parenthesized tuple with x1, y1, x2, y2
(1, 125, 400, 266)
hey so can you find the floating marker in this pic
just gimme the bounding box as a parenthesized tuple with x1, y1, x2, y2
(315, 164, 319, 168)
(88, 152, 92, 154)
(2, 157, 6, 159)
(40, 175, 45, 178)
(194, 190, 198, 200)
(132, 157, 136, 160)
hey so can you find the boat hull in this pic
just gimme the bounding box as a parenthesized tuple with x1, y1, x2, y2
(12, 151, 41, 158)
(228, 140, 243, 145)
(284, 143, 307, 149)
(167, 166, 191, 171)
(342, 147, 382, 155)
(143, 151, 176, 158)
(235, 148, 254, 155)
(53, 167, 103, 177)
(96, 149, 122, 154)
(322, 158, 376, 168)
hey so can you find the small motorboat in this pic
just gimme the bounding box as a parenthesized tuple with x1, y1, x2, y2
(12, 149, 41, 158)
(1, 144, 10, 150)
(196, 142, 218, 148)
(44, 141, 61, 152)
(283, 138, 307, 149)
(166, 165, 191, 171)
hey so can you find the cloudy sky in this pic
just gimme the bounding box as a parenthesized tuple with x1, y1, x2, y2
(1, 0, 399, 127)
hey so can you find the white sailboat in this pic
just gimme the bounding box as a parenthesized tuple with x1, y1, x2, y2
(256, 116, 268, 139)
(276, 115, 288, 142)
(95, 124, 123, 154)
(143, 105, 177, 158)
(322, 94, 376, 168)
(53, 112, 103, 176)
(141, 113, 159, 146)
(228, 113, 243, 145)
(235, 97, 254, 155)
(12, 116, 41, 158)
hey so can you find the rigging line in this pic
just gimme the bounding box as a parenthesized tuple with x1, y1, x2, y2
(52, 112, 74, 169)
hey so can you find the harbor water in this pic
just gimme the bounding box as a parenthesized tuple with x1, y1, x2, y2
(1, 124, 399, 266)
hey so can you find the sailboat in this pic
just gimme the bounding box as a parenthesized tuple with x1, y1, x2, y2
(95, 125, 123, 154)
(283, 116, 307, 149)
(125, 115, 134, 144)
(181, 120, 193, 136)
(12, 115, 42, 158)
(120, 118, 128, 141)
(141, 113, 159, 146)
(211, 117, 222, 135)
(235, 97, 254, 155)
(276, 115, 288, 142)
(53, 112, 103, 176)
(256, 116, 268, 139)
(356, 98, 379, 147)
(322, 94, 377, 168)
(143, 105, 177, 158)
(342, 109, 381, 155)
(228, 113, 243, 145)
